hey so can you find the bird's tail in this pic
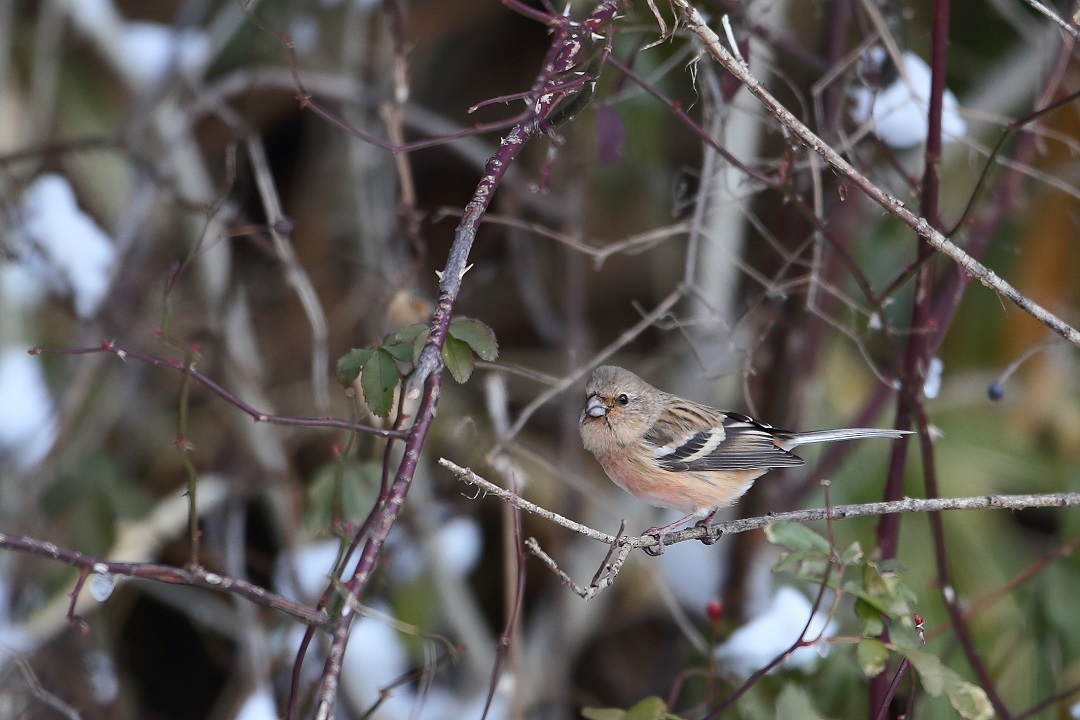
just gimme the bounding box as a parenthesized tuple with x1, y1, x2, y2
(777, 428, 912, 450)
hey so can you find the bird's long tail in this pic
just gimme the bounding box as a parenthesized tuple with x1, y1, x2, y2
(778, 428, 912, 450)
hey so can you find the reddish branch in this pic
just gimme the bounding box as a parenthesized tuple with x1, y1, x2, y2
(298, 4, 624, 718)
(30, 342, 403, 438)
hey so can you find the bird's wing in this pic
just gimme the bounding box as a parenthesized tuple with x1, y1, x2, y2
(646, 408, 804, 472)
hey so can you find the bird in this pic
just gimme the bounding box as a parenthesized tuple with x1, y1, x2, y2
(579, 365, 911, 554)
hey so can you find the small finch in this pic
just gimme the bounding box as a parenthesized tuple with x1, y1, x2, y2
(579, 365, 910, 554)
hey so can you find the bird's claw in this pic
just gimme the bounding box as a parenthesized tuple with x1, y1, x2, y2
(694, 518, 718, 545)
(643, 529, 667, 556)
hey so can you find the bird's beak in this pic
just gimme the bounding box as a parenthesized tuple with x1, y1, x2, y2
(584, 394, 608, 418)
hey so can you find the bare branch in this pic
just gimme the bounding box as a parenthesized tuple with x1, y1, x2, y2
(0, 532, 330, 628)
(1018, 0, 1080, 42)
(441, 458, 1080, 593)
(671, 0, 1080, 348)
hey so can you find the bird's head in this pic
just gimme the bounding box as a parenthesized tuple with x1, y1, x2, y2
(579, 365, 661, 450)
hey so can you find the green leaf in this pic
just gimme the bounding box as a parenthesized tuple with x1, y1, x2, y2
(840, 540, 864, 565)
(392, 323, 427, 344)
(336, 347, 374, 386)
(361, 349, 400, 417)
(581, 710, 626, 720)
(889, 624, 923, 651)
(878, 557, 908, 574)
(775, 685, 826, 720)
(412, 327, 431, 364)
(580, 697, 672, 720)
(854, 598, 884, 636)
(851, 562, 914, 618)
(896, 647, 993, 720)
(899, 646, 946, 696)
(856, 639, 889, 677)
(449, 316, 499, 361)
(382, 339, 416, 363)
(765, 522, 831, 553)
(305, 461, 382, 530)
(442, 336, 475, 383)
(623, 696, 667, 720)
(384, 325, 427, 363)
(945, 678, 995, 720)
(774, 552, 831, 585)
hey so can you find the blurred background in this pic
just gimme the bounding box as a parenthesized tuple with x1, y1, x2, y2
(0, 0, 1079, 718)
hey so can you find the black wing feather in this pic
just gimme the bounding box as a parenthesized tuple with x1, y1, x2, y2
(652, 411, 804, 472)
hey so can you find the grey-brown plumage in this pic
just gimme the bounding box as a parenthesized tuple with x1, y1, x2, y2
(579, 365, 910, 553)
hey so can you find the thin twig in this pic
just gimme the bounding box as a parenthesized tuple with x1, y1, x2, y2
(495, 288, 684, 448)
(1019, 0, 1080, 41)
(306, 5, 626, 717)
(245, 135, 332, 410)
(670, 0, 1080, 348)
(0, 532, 330, 628)
(440, 458, 1080, 554)
(30, 343, 403, 438)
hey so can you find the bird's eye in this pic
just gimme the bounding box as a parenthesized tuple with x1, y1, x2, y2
(617, 393, 630, 406)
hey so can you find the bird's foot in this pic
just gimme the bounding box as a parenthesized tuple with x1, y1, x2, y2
(642, 526, 668, 556)
(695, 511, 720, 545)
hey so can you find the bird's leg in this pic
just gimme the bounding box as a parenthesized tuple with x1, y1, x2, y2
(695, 510, 720, 545)
(642, 512, 700, 556)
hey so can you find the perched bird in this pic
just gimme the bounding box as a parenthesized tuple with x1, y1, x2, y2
(579, 365, 910, 554)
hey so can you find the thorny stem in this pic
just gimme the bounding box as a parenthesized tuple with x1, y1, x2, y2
(305, 4, 624, 718)
(410, 2, 621, 396)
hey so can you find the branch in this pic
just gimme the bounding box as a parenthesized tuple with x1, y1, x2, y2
(30, 342, 403, 438)
(669, 0, 1080, 348)
(245, 135, 332, 410)
(305, 5, 625, 717)
(441, 458, 1080, 556)
(1019, 0, 1080, 42)
(0, 532, 330, 629)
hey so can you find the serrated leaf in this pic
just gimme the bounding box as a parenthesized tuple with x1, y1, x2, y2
(336, 347, 374, 386)
(896, 646, 992, 718)
(856, 638, 889, 677)
(382, 325, 427, 364)
(442, 336, 475, 383)
(775, 685, 825, 720)
(382, 340, 415, 363)
(449, 317, 498, 360)
(361, 349, 399, 417)
(393, 323, 427, 344)
(765, 522, 831, 553)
